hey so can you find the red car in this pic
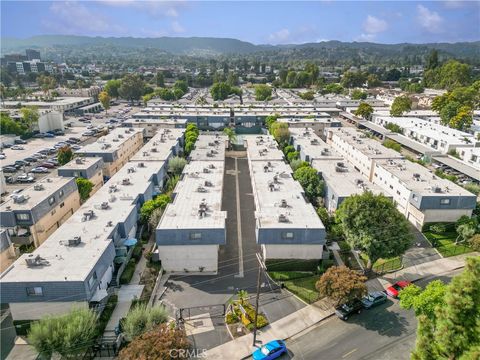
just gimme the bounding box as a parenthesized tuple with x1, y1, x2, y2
(386, 281, 411, 298)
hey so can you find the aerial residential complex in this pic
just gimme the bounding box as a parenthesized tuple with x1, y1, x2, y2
(0, 128, 184, 321)
(57, 157, 105, 195)
(246, 135, 326, 261)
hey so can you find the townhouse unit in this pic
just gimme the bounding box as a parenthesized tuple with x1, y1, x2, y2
(0, 130, 182, 321)
(0, 229, 17, 273)
(458, 147, 480, 170)
(156, 135, 227, 273)
(371, 116, 479, 154)
(336, 98, 385, 109)
(75, 127, 145, 178)
(245, 135, 326, 261)
(277, 117, 341, 138)
(123, 118, 187, 137)
(57, 157, 104, 196)
(0, 177, 81, 248)
(289, 128, 384, 212)
(243, 134, 285, 161)
(325, 127, 403, 181)
(372, 159, 476, 228)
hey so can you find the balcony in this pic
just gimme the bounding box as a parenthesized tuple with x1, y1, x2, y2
(10, 228, 34, 246)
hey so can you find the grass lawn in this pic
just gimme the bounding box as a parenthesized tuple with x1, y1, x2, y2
(423, 231, 473, 257)
(360, 253, 402, 273)
(283, 276, 320, 304)
(268, 271, 314, 281)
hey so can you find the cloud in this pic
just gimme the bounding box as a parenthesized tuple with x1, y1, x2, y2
(268, 29, 291, 43)
(417, 5, 444, 33)
(363, 15, 388, 34)
(443, 0, 465, 8)
(43, 1, 124, 35)
(98, 0, 183, 19)
(171, 21, 185, 34)
(355, 33, 376, 42)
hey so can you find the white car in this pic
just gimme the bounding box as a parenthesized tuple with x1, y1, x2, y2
(11, 145, 24, 150)
(82, 131, 95, 136)
(0, 154, 6, 160)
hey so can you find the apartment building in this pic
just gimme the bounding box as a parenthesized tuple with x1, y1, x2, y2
(0, 229, 17, 273)
(75, 127, 144, 178)
(123, 118, 187, 137)
(372, 159, 476, 228)
(289, 128, 384, 212)
(57, 157, 105, 196)
(371, 116, 478, 154)
(156, 135, 227, 273)
(278, 117, 341, 137)
(325, 127, 403, 181)
(458, 147, 480, 170)
(245, 135, 326, 261)
(0, 130, 182, 321)
(0, 177, 81, 248)
(243, 134, 285, 161)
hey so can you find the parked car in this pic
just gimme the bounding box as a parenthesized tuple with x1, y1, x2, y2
(14, 139, 27, 144)
(48, 158, 59, 165)
(16, 174, 35, 183)
(15, 160, 29, 167)
(5, 176, 15, 184)
(71, 145, 81, 150)
(335, 299, 364, 320)
(361, 291, 388, 309)
(0, 154, 5, 160)
(33, 133, 46, 138)
(2, 143, 12, 148)
(54, 130, 65, 136)
(252, 340, 287, 360)
(31, 167, 49, 173)
(68, 137, 80, 143)
(44, 133, 55, 138)
(2, 166, 17, 173)
(82, 131, 95, 136)
(11, 145, 24, 150)
(40, 162, 56, 169)
(32, 153, 47, 159)
(24, 157, 38, 163)
(386, 281, 411, 298)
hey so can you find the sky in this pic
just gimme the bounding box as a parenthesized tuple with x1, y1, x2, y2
(1, 1, 479, 44)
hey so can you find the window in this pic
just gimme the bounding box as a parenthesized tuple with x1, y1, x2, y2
(440, 199, 451, 205)
(60, 202, 65, 208)
(26, 287, 43, 296)
(48, 196, 55, 205)
(190, 232, 202, 240)
(88, 272, 97, 289)
(15, 213, 30, 221)
(282, 232, 294, 239)
(59, 190, 64, 198)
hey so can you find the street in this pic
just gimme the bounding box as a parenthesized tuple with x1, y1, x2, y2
(278, 269, 462, 360)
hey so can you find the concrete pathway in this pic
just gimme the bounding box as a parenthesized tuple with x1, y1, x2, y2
(366, 252, 478, 292)
(103, 285, 144, 335)
(204, 297, 335, 360)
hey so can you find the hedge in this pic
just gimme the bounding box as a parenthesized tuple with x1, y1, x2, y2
(265, 258, 319, 272)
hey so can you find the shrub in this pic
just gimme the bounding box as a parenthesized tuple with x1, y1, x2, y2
(225, 312, 239, 324)
(382, 139, 402, 152)
(168, 156, 187, 175)
(266, 259, 319, 272)
(121, 304, 168, 340)
(120, 259, 136, 285)
(430, 223, 448, 234)
(468, 234, 480, 251)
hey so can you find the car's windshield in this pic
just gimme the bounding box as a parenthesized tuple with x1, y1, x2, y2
(392, 284, 401, 290)
(341, 304, 352, 311)
(261, 347, 270, 355)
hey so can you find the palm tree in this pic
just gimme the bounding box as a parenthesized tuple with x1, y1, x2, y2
(223, 127, 237, 149)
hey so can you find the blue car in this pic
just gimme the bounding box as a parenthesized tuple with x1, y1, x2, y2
(252, 340, 287, 360)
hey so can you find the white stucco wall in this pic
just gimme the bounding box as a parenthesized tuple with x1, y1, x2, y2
(158, 245, 219, 273)
(262, 244, 324, 260)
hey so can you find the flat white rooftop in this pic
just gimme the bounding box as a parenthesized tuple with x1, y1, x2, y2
(244, 135, 285, 161)
(0, 176, 74, 211)
(249, 160, 324, 230)
(130, 128, 184, 162)
(158, 160, 226, 230)
(375, 158, 474, 196)
(290, 128, 343, 161)
(76, 127, 144, 155)
(57, 157, 103, 171)
(189, 134, 226, 161)
(124, 118, 188, 125)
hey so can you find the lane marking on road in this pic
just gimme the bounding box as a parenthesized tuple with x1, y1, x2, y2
(233, 157, 244, 278)
(342, 348, 358, 358)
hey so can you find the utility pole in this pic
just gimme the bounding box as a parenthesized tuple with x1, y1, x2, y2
(253, 253, 266, 347)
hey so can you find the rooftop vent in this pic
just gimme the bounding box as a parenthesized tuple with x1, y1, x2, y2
(82, 210, 95, 221)
(112, 138, 119, 142)
(122, 178, 131, 185)
(432, 186, 442, 193)
(279, 199, 288, 208)
(151, 147, 157, 152)
(138, 162, 145, 167)
(101, 201, 109, 210)
(278, 214, 289, 223)
(310, 139, 319, 145)
(25, 254, 50, 267)
(197, 185, 207, 193)
(205, 180, 213, 187)
(107, 221, 113, 227)
(12, 194, 28, 203)
(75, 158, 84, 164)
(127, 167, 135, 173)
(208, 164, 216, 169)
(413, 173, 421, 181)
(109, 184, 118, 193)
(67, 236, 82, 246)
(118, 134, 124, 139)
(33, 184, 44, 191)
(203, 167, 210, 173)
(335, 162, 348, 172)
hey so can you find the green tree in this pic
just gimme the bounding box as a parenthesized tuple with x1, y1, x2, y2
(255, 84, 272, 101)
(140, 194, 171, 224)
(293, 165, 323, 203)
(98, 91, 110, 114)
(322, 83, 344, 95)
(118, 324, 190, 360)
(0, 112, 25, 135)
(290, 158, 309, 171)
(270, 122, 290, 144)
(265, 114, 279, 130)
(210, 82, 232, 101)
(28, 307, 98, 359)
(223, 127, 237, 148)
(173, 80, 188, 93)
(355, 102, 374, 119)
(316, 266, 367, 306)
(57, 146, 73, 166)
(299, 91, 315, 100)
(168, 156, 187, 175)
(76, 177, 94, 202)
(155, 72, 164, 87)
(426, 49, 439, 70)
(121, 304, 168, 340)
(119, 74, 145, 104)
(351, 89, 367, 100)
(449, 106, 473, 131)
(104, 79, 122, 99)
(390, 95, 412, 116)
(20, 106, 39, 132)
(336, 192, 413, 271)
(341, 71, 367, 88)
(366, 74, 382, 88)
(37, 75, 56, 98)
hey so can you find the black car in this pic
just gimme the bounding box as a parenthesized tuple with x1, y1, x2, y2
(24, 157, 38, 163)
(14, 139, 27, 144)
(15, 160, 29, 166)
(2, 166, 17, 173)
(335, 299, 364, 320)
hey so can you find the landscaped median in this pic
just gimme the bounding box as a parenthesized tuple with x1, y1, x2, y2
(423, 221, 475, 258)
(268, 271, 321, 304)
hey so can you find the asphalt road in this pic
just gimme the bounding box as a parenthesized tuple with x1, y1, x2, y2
(278, 269, 462, 360)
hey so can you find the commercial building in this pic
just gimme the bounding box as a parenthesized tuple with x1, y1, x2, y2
(372, 159, 476, 228)
(245, 135, 326, 261)
(0, 129, 182, 321)
(325, 127, 403, 181)
(75, 127, 144, 178)
(0, 177, 81, 248)
(57, 157, 105, 195)
(156, 135, 227, 273)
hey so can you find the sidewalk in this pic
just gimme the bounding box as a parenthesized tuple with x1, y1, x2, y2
(366, 252, 478, 292)
(204, 297, 335, 360)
